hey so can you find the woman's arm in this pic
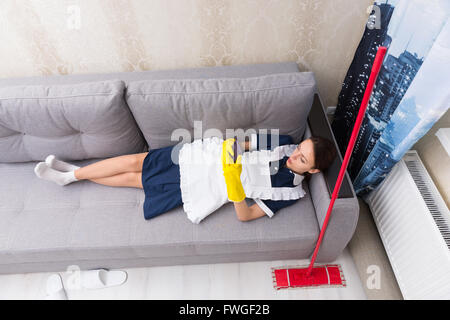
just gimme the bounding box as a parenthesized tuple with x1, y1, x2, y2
(233, 200, 266, 222)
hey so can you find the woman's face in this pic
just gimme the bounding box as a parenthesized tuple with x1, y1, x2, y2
(286, 139, 320, 175)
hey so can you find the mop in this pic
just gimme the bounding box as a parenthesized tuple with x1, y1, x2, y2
(272, 46, 387, 290)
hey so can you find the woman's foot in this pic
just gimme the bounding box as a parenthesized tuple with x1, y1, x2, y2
(45, 155, 80, 172)
(34, 162, 79, 186)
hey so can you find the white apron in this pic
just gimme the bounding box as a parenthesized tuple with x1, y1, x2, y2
(179, 137, 228, 224)
(178, 137, 306, 224)
(240, 145, 306, 200)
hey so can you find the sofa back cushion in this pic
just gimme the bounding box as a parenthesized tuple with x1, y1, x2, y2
(0, 80, 146, 163)
(126, 72, 316, 149)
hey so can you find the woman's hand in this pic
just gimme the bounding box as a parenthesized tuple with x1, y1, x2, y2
(222, 139, 246, 202)
(239, 141, 250, 151)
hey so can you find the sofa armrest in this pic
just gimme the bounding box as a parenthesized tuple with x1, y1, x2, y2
(305, 94, 359, 262)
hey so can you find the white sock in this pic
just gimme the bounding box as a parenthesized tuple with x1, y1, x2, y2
(34, 162, 79, 186)
(45, 155, 80, 172)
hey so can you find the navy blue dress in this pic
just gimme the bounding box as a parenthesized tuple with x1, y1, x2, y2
(141, 145, 183, 220)
(141, 134, 301, 220)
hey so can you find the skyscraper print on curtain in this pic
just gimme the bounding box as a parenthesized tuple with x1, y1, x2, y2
(331, 0, 450, 197)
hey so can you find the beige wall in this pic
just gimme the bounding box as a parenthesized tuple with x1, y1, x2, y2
(0, 0, 373, 107)
(413, 109, 450, 209)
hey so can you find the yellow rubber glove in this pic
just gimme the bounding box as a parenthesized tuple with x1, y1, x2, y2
(222, 139, 246, 202)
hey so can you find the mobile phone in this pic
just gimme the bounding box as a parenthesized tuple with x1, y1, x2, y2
(226, 137, 242, 163)
(233, 136, 242, 163)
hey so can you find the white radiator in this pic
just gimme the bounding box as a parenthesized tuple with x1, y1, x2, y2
(366, 150, 450, 300)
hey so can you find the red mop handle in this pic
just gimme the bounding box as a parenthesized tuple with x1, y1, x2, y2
(306, 46, 387, 276)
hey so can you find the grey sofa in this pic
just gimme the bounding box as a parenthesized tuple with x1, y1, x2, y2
(0, 62, 358, 274)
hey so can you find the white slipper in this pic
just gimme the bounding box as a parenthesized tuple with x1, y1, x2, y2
(45, 274, 68, 300)
(80, 269, 127, 290)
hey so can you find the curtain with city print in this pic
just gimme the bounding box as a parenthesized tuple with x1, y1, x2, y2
(331, 0, 449, 199)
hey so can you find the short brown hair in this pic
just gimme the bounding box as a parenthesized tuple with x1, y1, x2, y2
(309, 136, 337, 171)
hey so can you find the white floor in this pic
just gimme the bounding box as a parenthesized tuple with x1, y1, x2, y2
(0, 249, 366, 300)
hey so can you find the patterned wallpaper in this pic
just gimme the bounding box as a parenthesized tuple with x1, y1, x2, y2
(0, 0, 373, 107)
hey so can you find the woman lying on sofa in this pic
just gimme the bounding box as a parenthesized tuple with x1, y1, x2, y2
(34, 133, 336, 223)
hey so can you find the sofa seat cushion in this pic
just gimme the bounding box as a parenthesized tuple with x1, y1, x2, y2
(0, 160, 319, 265)
(0, 80, 146, 162)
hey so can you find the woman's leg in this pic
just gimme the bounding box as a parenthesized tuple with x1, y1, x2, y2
(88, 172, 143, 189)
(74, 152, 148, 180)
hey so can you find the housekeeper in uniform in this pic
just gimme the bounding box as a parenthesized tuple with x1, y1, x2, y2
(34, 133, 337, 224)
